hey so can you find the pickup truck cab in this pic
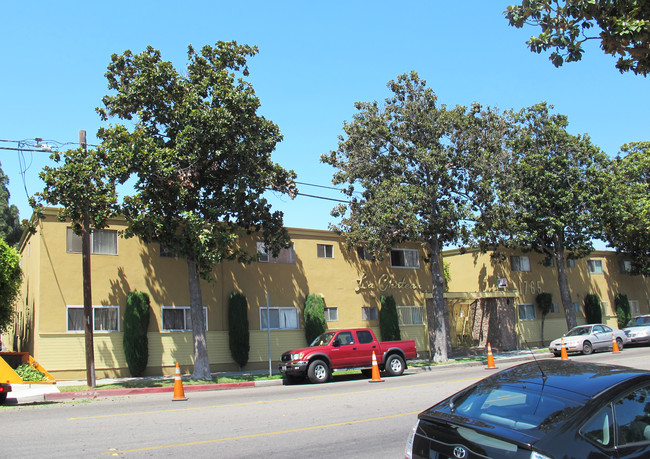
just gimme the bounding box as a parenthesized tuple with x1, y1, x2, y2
(279, 328, 418, 383)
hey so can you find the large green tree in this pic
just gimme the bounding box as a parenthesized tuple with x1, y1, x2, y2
(0, 164, 23, 246)
(0, 238, 22, 334)
(98, 42, 296, 379)
(506, 1, 650, 75)
(600, 141, 650, 274)
(32, 145, 119, 387)
(489, 103, 609, 330)
(322, 72, 506, 362)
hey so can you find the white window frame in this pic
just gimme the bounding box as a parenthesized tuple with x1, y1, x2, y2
(587, 259, 604, 274)
(67, 228, 118, 255)
(390, 248, 419, 269)
(398, 305, 424, 325)
(356, 247, 374, 261)
(510, 256, 531, 272)
(257, 242, 295, 264)
(551, 303, 560, 314)
(566, 258, 575, 268)
(259, 307, 299, 330)
(362, 306, 379, 321)
(161, 306, 208, 331)
(630, 300, 640, 316)
(324, 307, 338, 322)
(67, 305, 120, 332)
(518, 303, 536, 321)
(317, 244, 334, 259)
(619, 260, 632, 273)
(573, 302, 581, 314)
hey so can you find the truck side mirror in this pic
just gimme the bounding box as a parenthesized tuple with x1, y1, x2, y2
(333, 339, 341, 347)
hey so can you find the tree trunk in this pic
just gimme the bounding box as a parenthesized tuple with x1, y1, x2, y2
(426, 238, 449, 362)
(553, 237, 577, 330)
(187, 257, 211, 379)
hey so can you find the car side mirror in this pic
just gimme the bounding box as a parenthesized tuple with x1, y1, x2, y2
(333, 339, 341, 347)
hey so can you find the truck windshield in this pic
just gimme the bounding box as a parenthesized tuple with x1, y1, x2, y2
(310, 332, 335, 347)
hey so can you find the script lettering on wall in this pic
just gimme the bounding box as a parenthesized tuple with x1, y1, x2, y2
(355, 272, 419, 294)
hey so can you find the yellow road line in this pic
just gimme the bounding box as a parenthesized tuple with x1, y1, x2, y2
(104, 410, 422, 455)
(70, 376, 478, 421)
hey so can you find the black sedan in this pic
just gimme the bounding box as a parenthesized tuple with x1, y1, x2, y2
(405, 360, 650, 458)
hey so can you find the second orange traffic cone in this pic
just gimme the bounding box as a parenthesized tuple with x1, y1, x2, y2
(486, 343, 497, 369)
(172, 362, 188, 401)
(561, 337, 569, 360)
(369, 351, 383, 383)
(612, 333, 620, 353)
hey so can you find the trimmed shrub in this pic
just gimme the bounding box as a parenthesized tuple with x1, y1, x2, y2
(584, 294, 602, 324)
(228, 291, 250, 368)
(304, 294, 327, 345)
(615, 293, 632, 329)
(379, 295, 401, 341)
(123, 291, 150, 377)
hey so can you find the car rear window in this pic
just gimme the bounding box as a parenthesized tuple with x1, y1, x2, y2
(453, 383, 582, 431)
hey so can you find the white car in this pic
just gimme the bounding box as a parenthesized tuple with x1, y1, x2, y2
(623, 314, 650, 345)
(549, 324, 628, 356)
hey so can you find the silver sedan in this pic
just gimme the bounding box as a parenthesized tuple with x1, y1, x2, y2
(549, 324, 629, 356)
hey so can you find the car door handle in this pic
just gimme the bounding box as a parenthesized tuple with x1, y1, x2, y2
(353, 347, 357, 350)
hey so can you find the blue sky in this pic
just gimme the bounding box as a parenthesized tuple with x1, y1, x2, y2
(1, 1, 648, 233)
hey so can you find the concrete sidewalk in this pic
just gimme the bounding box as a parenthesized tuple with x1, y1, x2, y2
(3, 348, 552, 405)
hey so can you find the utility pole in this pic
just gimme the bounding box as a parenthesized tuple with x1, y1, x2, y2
(79, 130, 96, 388)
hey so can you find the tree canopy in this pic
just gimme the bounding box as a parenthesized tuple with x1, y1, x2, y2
(489, 103, 609, 330)
(98, 41, 296, 379)
(322, 72, 506, 362)
(600, 141, 650, 274)
(506, 1, 650, 75)
(0, 238, 22, 333)
(0, 164, 23, 246)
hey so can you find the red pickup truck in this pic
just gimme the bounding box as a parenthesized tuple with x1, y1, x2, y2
(279, 328, 418, 383)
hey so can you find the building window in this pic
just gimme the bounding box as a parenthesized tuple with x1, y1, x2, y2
(518, 303, 536, 321)
(324, 307, 338, 322)
(587, 259, 604, 274)
(260, 307, 298, 330)
(390, 249, 419, 268)
(162, 306, 207, 331)
(362, 306, 379, 321)
(257, 242, 295, 264)
(398, 306, 424, 325)
(317, 244, 334, 259)
(67, 228, 118, 255)
(510, 256, 531, 272)
(630, 300, 640, 315)
(67, 305, 120, 332)
(573, 302, 581, 314)
(565, 258, 576, 268)
(356, 247, 375, 261)
(551, 303, 560, 314)
(619, 260, 632, 273)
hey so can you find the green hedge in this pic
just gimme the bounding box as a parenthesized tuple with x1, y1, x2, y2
(584, 294, 602, 324)
(304, 294, 327, 345)
(228, 291, 250, 368)
(380, 295, 401, 341)
(123, 291, 150, 377)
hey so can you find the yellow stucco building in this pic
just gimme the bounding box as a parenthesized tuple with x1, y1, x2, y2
(4, 208, 649, 379)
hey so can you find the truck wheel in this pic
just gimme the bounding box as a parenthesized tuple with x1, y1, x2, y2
(385, 354, 405, 376)
(307, 360, 329, 383)
(0, 392, 6, 405)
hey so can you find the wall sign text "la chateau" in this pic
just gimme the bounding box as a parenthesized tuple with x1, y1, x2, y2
(355, 272, 419, 293)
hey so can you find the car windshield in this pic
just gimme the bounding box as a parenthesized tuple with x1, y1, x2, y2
(452, 383, 582, 432)
(626, 316, 650, 327)
(310, 332, 335, 347)
(566, 327, 592, 336)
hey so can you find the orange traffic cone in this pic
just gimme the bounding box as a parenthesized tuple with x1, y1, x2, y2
(486, 343, 497, 369)
(369, 351, 383, 383)
(172, 363, 188, 401)
(561, 337, 569, 360)
(612, 333, 620, 353)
